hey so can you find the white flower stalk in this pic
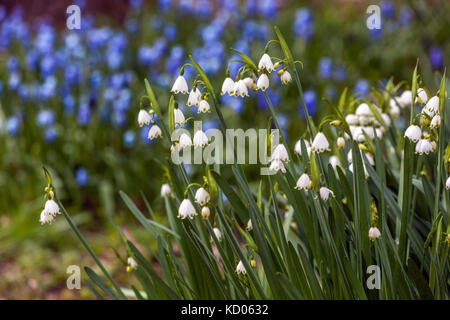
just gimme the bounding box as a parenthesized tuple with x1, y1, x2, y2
(178, 199, 196, 219)
(404, 125, 421, 143)
(329, 155, 340, 169)
(337, 137, 345, 149)
(430, 115, 441, 129)
(171, 75, 189, 94)
(187, 87, 201, 106)
(174, 108, 185, 126)
(195, 187, 210, 206)
(45, 199, 60, 216)
(234, 79, 249, 97)
(198, 99, 211, 113)
(257, 74, 269, 91)
(415, 88, 428, 104)
(193, 130, 209, 148)
(294, 139, 311, 156)
(127, 257, 138, 270)
(345, 114, 359, 126)
(258, 53, 274, 73)
(39, 209, 54, 225)
(415, 138, 433, 155)
(246, 219, 253, 231)
(280, 70, 292, 84)
(148, 124, 162, 140)
(319, 187, 334, 201)
(271, 144, 289, 162)
(236, 261, 247, 275)
(161, 184, 172, 197)
(312, 132, 330, 153)
(399, 90, 412, 108)
(424, 96, 439, 115)
(243, 77, 255, 88)
(368, 227, 381, 240)
(138, 109, 152, 127)
(446, 177, 450, 190)
(221, 77, 235, 95)
(295, 173, 312, 191)
(213, 228, 222, 241)
(201, 206, 210, 219)
(179, 133, 192, 149)
(269, 158, 286, 173)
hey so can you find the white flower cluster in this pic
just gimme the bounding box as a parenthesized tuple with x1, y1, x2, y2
(171, 108, 209, 151)
(269, 144, 289, 173)
(345, 103, 391, 142)
(220, 53, 292, 99)
(137, 109, 162, 140)
(404, 94, 439, 156)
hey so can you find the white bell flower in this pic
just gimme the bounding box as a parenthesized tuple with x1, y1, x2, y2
(269, 158, 286, 173)
(236, 261, 247, 275)
(221, 77, 235, 96)
(234, 79, 249, 97)
(337, 137, 345, 149)
(138, 109, 152, 127)
(171, 75, 189, 94)
(198, 99, 211, 113)
(246, 219, 253, 231)
(178, 199, 197, 219)
(294, 139, 311, 156)
(345, 114, 359, 126)
(257, 74, 269, 91)
(271, 144, 289, 162)
(329, 155, 340, 169)
(161, 184, 172, 197)
(213, 228, 222, 241)
(430, 115, 441, 129)
(148, 124, 162, 140)
(424, 96, 439, 115)
(174, 108, 185, 126)
(39, 209, 54, 224)
(280, 70, 292, 84)
(415, 138, 433, 155)
(127, 257, 138, 270)
(415, 88, 428, 104)
(187, 87, 201, 106)
(258, 53, 274, 73)
(404, 125, 421, 143)
(179, 133, 192, 149)
(368, 227, 381, 240)
(195, 187, 210, 206)
(193, 130, 209, 148)
(201, 206, 210, 219)
(319, 187, 334, 201)
(399, 90, 412, 108)
(311, 132, 330, 153)
(446, 176, 450, 190)
(45, 199, 60, 216)
(295, 173, 312, 191)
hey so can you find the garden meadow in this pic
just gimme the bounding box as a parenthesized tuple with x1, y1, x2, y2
(0, 0, 448, 300)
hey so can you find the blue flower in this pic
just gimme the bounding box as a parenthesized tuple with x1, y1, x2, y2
(195, 0, 212, 18)
(76, 167, 89, 187)
(8, 72, 21, 90)
(37, 109, 56, 127)
(64, 95, 76, 114)
(123, 130, 136, 148)
(6, 115, 21, 136)
(257, 90, 281, 111)
(259, 0, 279, 20)
(222, 95, 244, 114)
(333, 66, 346, 82)
(301, 90, 318, 117)
(78, 100, 91, 126)
(158, 0, 172, 11)
(399, 6, 413, 27)
(7, 56, 19, 72)
(44, 127, 58, 143)
(354, 79, 370, 97)
(381, 1, 395, 19)
(293, 8, 314, 41)
(319, 57, 333, 79)
(164, 24, 177, 41)
(429, 46, 444, 70)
